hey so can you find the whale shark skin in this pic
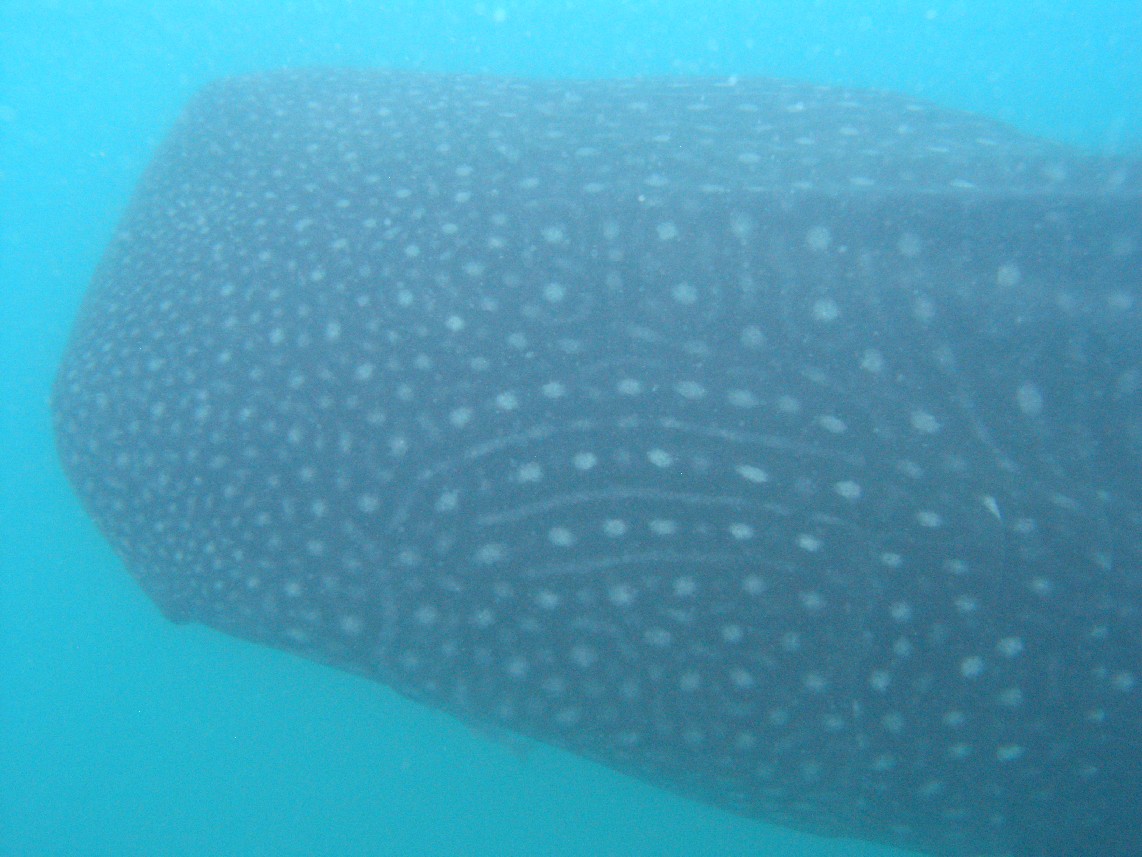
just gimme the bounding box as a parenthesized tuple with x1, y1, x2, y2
(52, 70, 1141, 857)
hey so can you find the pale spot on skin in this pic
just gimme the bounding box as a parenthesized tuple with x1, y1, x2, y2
(736, 464, 769, 483)
(806, 225, 832, 252)
(960, 656, 985, 679)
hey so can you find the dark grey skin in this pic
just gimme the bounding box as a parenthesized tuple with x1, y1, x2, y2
(53, 71, 1141, 856)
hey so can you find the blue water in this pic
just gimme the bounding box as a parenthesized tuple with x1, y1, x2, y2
(2, 3, 1139, 855)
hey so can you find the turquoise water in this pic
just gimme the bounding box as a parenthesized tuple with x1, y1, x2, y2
(2, 3, 1139, 855)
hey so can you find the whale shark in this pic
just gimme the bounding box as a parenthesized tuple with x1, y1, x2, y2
(52, 70, 1141, 856)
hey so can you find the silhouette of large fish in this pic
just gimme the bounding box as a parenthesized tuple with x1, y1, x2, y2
(52, 70, 1141, 856)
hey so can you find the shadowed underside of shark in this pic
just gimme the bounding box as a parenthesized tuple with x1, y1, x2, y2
(53, 70, 1140, 856)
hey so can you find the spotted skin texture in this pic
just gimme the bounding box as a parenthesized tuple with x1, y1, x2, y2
(53, 71, 1141, 857)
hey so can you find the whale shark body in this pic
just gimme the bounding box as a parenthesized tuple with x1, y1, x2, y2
(53, 71, 1141, 856)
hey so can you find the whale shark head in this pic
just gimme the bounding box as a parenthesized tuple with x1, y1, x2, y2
(53, 70, 1142, 857)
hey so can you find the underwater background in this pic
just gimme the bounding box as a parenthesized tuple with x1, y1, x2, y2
(2, 2, 1140, 855)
